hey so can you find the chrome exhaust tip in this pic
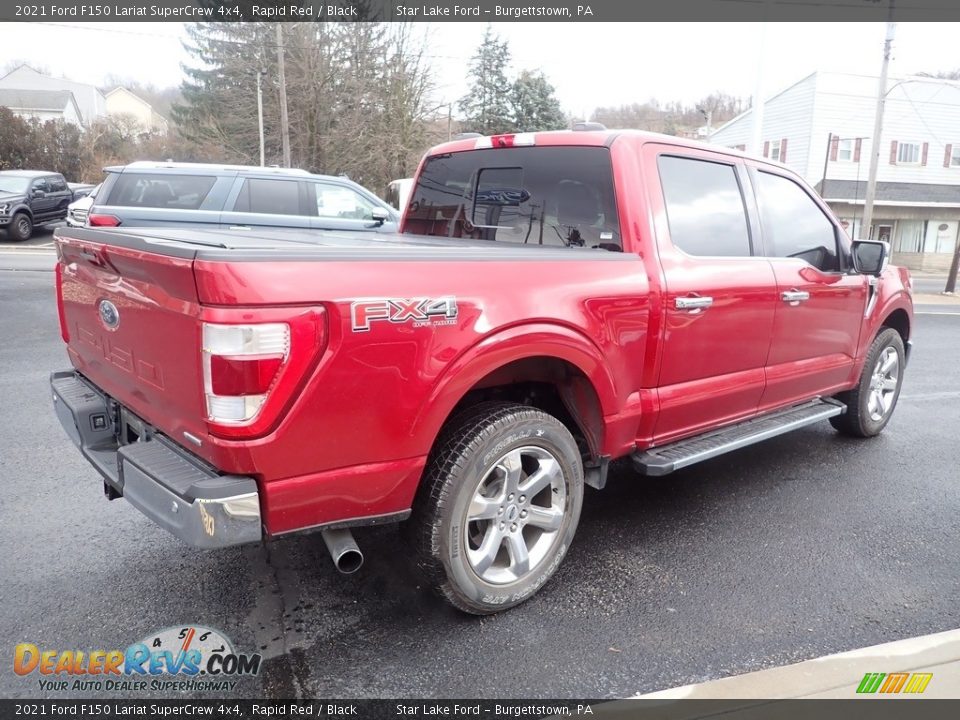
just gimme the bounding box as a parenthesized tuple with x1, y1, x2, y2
(321, 528, 364, 574)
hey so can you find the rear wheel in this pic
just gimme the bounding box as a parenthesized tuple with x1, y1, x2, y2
(831, 328, 905, 437)
(408, 402, 584, 614)
(8, 212, 32, 242)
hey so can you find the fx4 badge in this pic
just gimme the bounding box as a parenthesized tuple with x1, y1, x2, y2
(351, 297, 458, 332)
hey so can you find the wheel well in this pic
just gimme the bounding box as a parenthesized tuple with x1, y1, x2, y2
(882, 308, 910, 343)
(447, 357, 604, 462)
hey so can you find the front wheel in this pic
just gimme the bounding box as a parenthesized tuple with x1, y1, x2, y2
(408, 402, 584, 614)
(831, 328, 905, 437)
(8, 212, 33, 242)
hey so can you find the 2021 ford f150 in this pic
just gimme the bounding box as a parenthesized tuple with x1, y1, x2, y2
(51, 130, 913, 614)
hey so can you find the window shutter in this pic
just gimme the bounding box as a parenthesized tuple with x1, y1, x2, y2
(763, 141, 770, 157)
(830, 135, 839, 161)
(854, 138, 862, 162)
(890, 140, 898, 165)
(780, 138, 788, 162)
(945, 144, 954, 167)
(921, 142, 929, 166)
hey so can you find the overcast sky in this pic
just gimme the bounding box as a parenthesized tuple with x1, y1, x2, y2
(1, 22, 958, 116)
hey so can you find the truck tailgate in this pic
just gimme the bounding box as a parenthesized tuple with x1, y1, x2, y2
(57, 235, 208, 448)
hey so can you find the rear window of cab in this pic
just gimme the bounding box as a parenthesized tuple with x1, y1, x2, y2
(404, 146, 622, 250)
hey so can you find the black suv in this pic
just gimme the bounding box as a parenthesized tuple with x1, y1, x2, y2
(88, 162, 399, 233)
(0, 170, 75, 241)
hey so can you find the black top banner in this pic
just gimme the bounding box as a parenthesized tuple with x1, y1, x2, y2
(2, 699, 960, 719)
(5, 0, 960, 23)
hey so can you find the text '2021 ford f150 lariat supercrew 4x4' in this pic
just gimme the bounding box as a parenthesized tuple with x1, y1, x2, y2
(50, 130, 913, 614)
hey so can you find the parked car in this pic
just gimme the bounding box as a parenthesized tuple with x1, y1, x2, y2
(66, 183, 101, 228)
(0, 170, 74, 241)
(87, 161, 399, 233)
(50, 130, 913, 615)
(68, 182, 97, 201)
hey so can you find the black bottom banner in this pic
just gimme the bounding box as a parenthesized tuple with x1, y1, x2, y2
(2, 699, 959, 720)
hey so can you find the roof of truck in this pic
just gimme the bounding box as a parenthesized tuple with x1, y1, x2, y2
(424, 128, 775, 167)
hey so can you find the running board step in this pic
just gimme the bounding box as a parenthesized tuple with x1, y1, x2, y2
(632, 398, 845, 477)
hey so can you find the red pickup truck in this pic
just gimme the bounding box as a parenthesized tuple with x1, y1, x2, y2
(51, 130, 913, 614)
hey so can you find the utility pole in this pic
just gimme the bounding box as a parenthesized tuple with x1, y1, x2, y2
(275, 24, 291, 168)
(862, 15, 897, 239)
(946, 237, 960, 294)
(749, 15, 769, 155)
(256, 69, 265, 167)
(447, 104, 452, 142)
(820, 132, 833, 196)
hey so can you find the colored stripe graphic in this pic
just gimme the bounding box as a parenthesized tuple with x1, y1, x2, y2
(857, 673, 886, 693)
(880, 672, 909, 693)
(857, 672, 932, 694)
(903, 673, 933, 694)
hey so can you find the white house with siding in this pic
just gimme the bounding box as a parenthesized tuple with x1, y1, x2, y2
(104, 87, 169, 133)
(710, 71, 960, 271)
(0, 88, 83, 127)
(0, 64, 106, 127)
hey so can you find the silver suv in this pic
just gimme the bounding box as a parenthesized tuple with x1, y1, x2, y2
(87, 162, 399, 233)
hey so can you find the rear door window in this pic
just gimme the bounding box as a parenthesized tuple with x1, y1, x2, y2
(107, 173, 216, 210)
(404, 146, 621, 249)
(233, 178, 303, 215)
(48, 177, 68, 192)
(657, 155, 752, 257)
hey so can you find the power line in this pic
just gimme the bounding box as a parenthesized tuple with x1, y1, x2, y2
(31, 22, 465, 58)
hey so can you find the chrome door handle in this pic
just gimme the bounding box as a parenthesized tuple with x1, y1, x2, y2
(675, 296, 714, 311)
(781, 290, 810, 304)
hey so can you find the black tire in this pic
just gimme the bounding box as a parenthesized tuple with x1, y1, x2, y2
(8, 212, 33, 242)
(831, 328, 905, 437)
(407, 401, 584, 615)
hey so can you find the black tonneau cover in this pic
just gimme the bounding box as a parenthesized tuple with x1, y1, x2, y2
(54, 226, 631, 263)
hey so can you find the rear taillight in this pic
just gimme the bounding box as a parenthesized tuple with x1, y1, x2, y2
(87, 213, 121, 227)
(200, 308, 327, 438)
(55, 260, 69, 343)
(202, 323, 289, 424)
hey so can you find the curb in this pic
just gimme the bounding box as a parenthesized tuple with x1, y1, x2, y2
(634, 629, 960, 700)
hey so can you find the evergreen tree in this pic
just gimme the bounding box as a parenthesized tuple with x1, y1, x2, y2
(171, 22, 433, 190)
(510, 70, 566, 132)
(172, 23, 280, 164)
(458, 25, 513, 135)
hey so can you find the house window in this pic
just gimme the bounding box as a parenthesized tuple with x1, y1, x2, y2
(767, 139, 785, 161)
(837, 139, 854, 162)
(951, 146, 960, 167)
(897, 142, 921, 164)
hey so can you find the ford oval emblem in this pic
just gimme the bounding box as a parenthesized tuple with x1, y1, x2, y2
(98, 299, 120, 330)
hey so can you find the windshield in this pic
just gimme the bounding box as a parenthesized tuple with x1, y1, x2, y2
(0, 176, 30, 194)
(404, 146, 621, 250)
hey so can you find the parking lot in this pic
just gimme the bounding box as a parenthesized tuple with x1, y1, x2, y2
(1, 262, 958, 700)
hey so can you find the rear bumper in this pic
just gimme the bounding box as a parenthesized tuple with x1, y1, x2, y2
(50, 369, 262, 549)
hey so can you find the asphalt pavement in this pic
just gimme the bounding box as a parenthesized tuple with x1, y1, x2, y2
(1, 266, 958, 701)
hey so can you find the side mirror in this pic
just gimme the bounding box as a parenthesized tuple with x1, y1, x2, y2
(370, 207, 390, 226)
(32, 189, 45, 198)
(851, 240, 888, 276)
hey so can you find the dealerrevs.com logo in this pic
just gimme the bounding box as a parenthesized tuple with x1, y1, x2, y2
(14, 626, 261, 693)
